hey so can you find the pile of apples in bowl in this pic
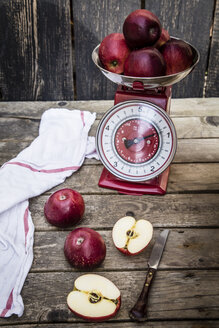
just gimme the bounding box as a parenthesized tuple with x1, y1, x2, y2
(44, 187, 153, 322)
(92, 9, 199, 88)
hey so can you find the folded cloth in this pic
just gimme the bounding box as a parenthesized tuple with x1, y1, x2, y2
(0, 108, 98, 317)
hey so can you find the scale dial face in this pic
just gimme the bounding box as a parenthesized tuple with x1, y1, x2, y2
(96, 100, 177, 182)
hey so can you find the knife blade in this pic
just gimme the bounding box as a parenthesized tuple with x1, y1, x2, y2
(129, 229, 169, 322)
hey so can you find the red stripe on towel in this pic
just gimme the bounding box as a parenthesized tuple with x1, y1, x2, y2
(80, 111, 85, 127)
(0, 289, 14, 317)
(24, 207, 29, 251)
(4, 162, 80, 173)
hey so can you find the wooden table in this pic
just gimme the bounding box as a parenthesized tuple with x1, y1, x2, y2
(0, 98, 219, 328)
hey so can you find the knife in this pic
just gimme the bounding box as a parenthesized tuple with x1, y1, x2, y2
(129, 229, 169, 322)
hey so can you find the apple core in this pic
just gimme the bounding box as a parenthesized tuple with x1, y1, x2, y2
(89, 291, 102, 304)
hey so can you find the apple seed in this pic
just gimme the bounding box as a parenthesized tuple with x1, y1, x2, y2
(126, 229, 138, 239)
(124, 225, 139, 250)
(89, 291, 102, 304)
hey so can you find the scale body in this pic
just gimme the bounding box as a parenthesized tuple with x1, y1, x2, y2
(92, 38, 200, 196)
(97, 87, 176, 195)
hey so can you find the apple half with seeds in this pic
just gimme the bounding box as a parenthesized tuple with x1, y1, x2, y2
(112, 216, 153, 255)
(67, 274, 121, 322)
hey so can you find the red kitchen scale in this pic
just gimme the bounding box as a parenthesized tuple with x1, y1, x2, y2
(92, 37, 199, 195)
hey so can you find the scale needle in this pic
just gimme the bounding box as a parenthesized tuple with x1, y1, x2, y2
(124, 133, 156, 148)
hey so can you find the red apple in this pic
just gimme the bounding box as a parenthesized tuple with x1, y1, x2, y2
(64, 227, 106, 269)
(154, 28, 170, 48)
(124, 47, 166, 77)
(98, 33, 131, 73)
(67, 274, 121, 322)
(160, 39, 194, 75)
(123, 9, 162, 49)
(112, 216, 153, 255)
(44, 188, 85, 228)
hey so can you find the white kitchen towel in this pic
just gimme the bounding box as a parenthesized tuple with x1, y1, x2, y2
(0, 108, 98, 317)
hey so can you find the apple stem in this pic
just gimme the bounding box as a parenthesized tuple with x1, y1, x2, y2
(126, 211, 135, 217)
(76, 237, 84, 245)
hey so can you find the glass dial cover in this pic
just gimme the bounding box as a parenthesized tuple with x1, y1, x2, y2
(96, 100, 177, 182)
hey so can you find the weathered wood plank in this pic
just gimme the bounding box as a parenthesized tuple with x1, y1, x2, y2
(0, 99, 218, 119)
(206, 0, 219, 96)
(0, 270, 218, 325)
(1, 138, 219, 165)
(41, 163, 219, 194)
(1, 98, 218, 328)
(30, 193, 219, 231)
(0, 114, 218, 142)
(173, 116, 219, 138)
(0, 0, 74, 101)
(3, 161, 215, 193)
(0, 322, 218, 328)
(1, 158, 219, 192)
(0, 0, 217, 103)
(0, 118, 40, 141)
(32, 228, 219, 272)
(144, 0, 215, 98)
(174, 139, 219, 163)
(167, 163, 219, 192)
(0, 162, 213, 195)
(72, 0, 140, 100)
(170, 98, 219, 117)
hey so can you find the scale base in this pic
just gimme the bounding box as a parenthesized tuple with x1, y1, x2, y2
(98, 167, 170, 196)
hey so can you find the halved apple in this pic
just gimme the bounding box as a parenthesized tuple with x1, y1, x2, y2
(112, 216, 153, 255)
(67, 274, 121, 322)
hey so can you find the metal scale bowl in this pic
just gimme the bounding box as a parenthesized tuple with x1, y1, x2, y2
(92, 37, 200, 195)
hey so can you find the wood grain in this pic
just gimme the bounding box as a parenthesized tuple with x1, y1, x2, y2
(30, 193, 219, 231)
(1, 115, 219, 140)
(205, 0, 219, 96)
(1, 161, 216, 194)
(0, 98, 218, 118)
(1, 138, 219, 166)
(0, 322, 218, 328)
(0, 99, 219, 327)
(37, 163, 219, 194)
(72, 0, 140, 100)
(0, 270, 218, 325)
(0, 1, 218, 101)
(0, 0, 74, 101)
(32, 229, 219, 272)
(143, 0, 215, 98)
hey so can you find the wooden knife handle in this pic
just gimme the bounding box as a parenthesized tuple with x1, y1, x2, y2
(129, 267, 156, 322)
